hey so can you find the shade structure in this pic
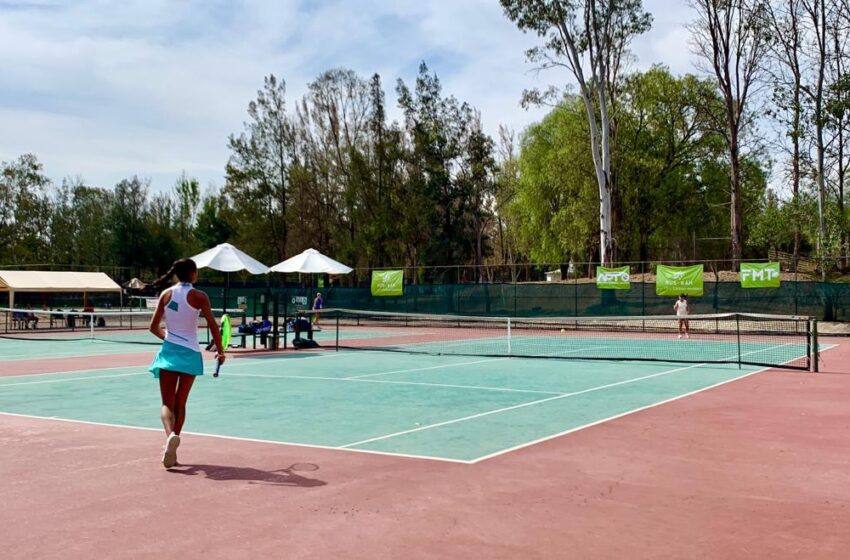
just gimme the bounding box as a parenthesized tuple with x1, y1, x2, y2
(0, 271, 121, 309)
(270, 248, 353, 274)
(124, 277, 146, 290)
(190, 243, 270, 274)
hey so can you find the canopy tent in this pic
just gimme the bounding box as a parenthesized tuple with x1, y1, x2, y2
(0, 271, 121, 309)
(270, 248, 353, 274)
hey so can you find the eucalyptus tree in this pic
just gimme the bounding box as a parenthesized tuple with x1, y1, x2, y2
(501, 0, 652, 265)
(689, 0, 770, 266)
(763, 0, 806, 259)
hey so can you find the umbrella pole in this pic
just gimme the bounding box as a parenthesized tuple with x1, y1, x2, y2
(223, 272, 229, 315)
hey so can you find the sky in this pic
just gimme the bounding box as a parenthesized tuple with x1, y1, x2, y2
(0, 0, 697, 193)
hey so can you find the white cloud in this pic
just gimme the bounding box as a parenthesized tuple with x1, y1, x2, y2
(0, 0, 701, 192)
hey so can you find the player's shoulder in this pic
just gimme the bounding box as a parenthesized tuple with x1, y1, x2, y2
(188, 287, 210, 304)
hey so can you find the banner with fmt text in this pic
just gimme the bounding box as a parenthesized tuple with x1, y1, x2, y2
(740, 262, 780, 288)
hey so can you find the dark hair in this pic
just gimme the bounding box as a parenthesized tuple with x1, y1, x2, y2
(153, 258, 197, 288)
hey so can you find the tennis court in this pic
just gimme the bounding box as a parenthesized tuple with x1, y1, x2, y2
(0, 349, 786, 463)
(2, 308, 849, 558)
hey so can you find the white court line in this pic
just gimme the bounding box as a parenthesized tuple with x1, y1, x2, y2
(470, 343, 837, 463)
(347, 358, 508, 379)
(0, 411, 472, 464)
(0, 347, 156, 361)
(346, 345, 605, 380)
(224, 372, 563, 396)
(0, 372, 145, 387)
(338, 342, 798, 449)
(0, 343, 831, 465)
(0, 364, 144, 380)
(339, 362, 708, 449)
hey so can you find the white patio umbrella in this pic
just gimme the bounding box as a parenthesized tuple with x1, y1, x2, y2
(270, 248, 353, 274)
(191, 243, 270, 275)
(190, 243, 270, 312)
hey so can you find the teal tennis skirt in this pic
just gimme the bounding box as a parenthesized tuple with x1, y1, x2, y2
(149, 340, 204, 378)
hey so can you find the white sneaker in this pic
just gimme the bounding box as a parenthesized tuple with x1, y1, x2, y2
(678, 334, 682, 339)
(685, 333, 690, 339)
(162, 433, 180, 468)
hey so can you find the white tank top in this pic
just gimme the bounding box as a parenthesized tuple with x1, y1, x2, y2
(676, 300, 689, 316)
(164, 283, 201, 351)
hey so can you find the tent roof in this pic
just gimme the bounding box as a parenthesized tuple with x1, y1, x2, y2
(0, 271, 121, 293)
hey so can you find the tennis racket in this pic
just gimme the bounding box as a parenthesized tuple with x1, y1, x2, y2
(213, 314, 232, 378)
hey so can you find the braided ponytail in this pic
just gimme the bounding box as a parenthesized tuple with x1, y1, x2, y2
(152, 258, 197, 290)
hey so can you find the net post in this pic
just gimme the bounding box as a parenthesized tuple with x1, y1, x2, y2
(283, 294, 288, 350)
(507, 317, 512, 355)
(89, 312, 95, 340)
(810, 318, 818, 373)
(272, 297, 279, 350)
(736, 314, 742, 369)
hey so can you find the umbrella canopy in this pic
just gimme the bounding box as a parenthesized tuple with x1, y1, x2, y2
(124, 277, 146, 290)
(270, 248, 353, 274)
(190, 243, 270, 274)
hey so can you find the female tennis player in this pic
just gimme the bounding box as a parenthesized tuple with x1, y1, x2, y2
(148, 258, 224, 468)
(673, 294, 690, 339)
(312, 292, 323, 326)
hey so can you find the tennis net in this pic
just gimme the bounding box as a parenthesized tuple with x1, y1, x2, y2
(294, 308, 819, 371)
(0, 307, 182, 345)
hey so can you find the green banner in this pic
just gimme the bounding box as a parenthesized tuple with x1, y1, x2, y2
(656, 264, 704, 296)
(596, 266, 630, 290)
(371, 270, 404, 296)
(740, 262, 780, 288)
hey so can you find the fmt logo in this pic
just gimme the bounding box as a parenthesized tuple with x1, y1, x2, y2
(742, 268, 779, 281)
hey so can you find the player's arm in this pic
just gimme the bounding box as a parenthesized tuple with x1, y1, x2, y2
(194, 291, 225, 363)
(149, 291, 170, 340)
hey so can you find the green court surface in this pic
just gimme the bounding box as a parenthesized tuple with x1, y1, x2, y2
(0, 346, 787, 462)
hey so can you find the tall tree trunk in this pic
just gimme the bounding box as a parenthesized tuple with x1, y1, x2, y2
(729, 136, 744, 266)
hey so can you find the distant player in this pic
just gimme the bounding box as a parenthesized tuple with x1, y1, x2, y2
(673, 294, 690, 339)
(312, 292, 323, 326)
(148, 258, 224, 468)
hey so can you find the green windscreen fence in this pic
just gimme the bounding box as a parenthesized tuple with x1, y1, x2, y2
(199, 281, 850, 322)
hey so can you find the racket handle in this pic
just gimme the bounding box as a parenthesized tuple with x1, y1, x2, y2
(213, 359, 221, 378)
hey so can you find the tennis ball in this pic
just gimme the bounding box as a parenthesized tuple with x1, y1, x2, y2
(560, 328, 565, 333)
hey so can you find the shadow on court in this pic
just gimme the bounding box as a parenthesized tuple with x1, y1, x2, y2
(167, 463, 327, 487)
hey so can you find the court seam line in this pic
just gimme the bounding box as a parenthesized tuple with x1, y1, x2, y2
(344, 346, 604, 380)
(0, 364, 146, 379)
(469, 365, 769, 463)
(337, 362, 711, 449)
(470, 343, 837, 463)
(0, 411, 473, 464)
(0, 349, 157, 362)
(337, 342, 797, 449)
(0, 372, 146, 387)
(223, 372, 564, 395)
(346, 358, 508, 379)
